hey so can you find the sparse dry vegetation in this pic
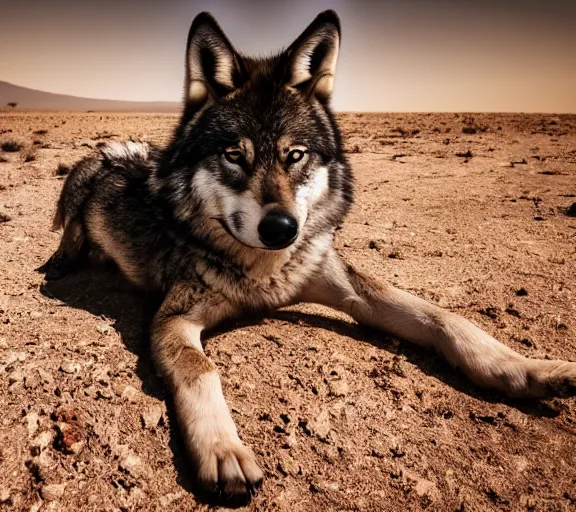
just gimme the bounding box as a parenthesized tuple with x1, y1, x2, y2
(55, 162, 70, 176)
(1, 139, 23, 152)
(21, 148, 37, 163)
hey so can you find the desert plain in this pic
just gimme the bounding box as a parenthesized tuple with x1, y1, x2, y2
(0, 111, 575, 511)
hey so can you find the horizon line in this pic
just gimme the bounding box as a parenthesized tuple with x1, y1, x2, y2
(1, 80, 575, 115)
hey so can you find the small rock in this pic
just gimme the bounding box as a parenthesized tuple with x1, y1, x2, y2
(310, 408, 331, 441)
(96, 388, 113, 400)
(37, 368, 54, 385)
(54, 406, 85, 455)
(277, 453, 300, 477)
(25, 411, 40, 436)
(29, 311, 43, 319)
(119, 452, 142, 476)
(121, 385, 139, 403)
(55, 422, 85, 455)
(30, 502, 43, 512)
(8, 370, 24, 385)
(414, 478, 439, 501)
(159, 491, 184, 507)
(0, 487, 11, 503)
(60, 361, 81, 374)
(328, 379, 349, 397)
(96, 323, 112, 335)
(141, 404, 163, 429)
(567, 202, 576, 217)
(24, 372, 41, 389)
(27, 452, 56, 481)
(0, 212, 11, 224)
(3, 351, 26, 365)
(41, 483, 66, 501)
(31, 431, 53, 455)
(231, 354, 245, 364)
(285, 430, 298, 448)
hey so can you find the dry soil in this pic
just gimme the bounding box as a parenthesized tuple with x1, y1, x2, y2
(0, 112, 575, 511)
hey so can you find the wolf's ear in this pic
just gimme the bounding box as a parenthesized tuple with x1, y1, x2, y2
(284, 10, 341, 103)
(185, 12, 245, 110)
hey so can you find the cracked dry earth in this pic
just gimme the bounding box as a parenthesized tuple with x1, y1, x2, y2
(0, 112, 575, 512)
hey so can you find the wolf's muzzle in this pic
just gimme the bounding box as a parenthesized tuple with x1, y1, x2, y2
(258, 208, 298, 250)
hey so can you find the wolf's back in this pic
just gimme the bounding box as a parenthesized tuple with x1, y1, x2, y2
(52, 141, 153, 231)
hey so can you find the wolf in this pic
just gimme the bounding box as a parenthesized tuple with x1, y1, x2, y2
(40, 10, 576, 505)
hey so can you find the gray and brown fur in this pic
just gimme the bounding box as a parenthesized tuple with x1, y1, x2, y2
(41, 11, 576, 506)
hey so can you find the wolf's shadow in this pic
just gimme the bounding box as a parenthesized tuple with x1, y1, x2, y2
(40, 265, 565, 502)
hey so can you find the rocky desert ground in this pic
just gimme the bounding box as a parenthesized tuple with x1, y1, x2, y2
(0, 112, 575, 511)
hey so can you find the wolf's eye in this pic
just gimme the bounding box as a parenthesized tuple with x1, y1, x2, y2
(224, 149, 243, 164)
(287, 149, 306, 164)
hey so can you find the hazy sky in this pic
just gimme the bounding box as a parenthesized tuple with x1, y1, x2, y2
(1, 0, 575, 112)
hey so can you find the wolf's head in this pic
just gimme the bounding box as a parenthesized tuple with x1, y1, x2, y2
(157, 11, 353, 252)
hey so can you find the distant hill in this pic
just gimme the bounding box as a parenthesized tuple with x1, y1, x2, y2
(0, 81, 180, 112)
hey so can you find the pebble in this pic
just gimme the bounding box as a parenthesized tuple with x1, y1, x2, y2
(54, 407, 85, 455)
(159, 491, 184, 507)
(414, 478, 439, 501)
(41, 483, 66, 501)
(60, 361, 81, 374)
(25, 412, 40, 436)
(29, 311, 43, 319)
(38, 368, 54, 385)
(285, 430, 298, 448)
(27, 452, 56, 481)
(119, 451, 142, 476)
(30, 502, 43, 512)
(328, 379, 349, 397)
(8, 370, 24, 385)
(277, 453, 300, 477)
(97, 388, 113, 400)
(310, 408, 331, 441)
(31, 431, 53, 455)
(141, 404, 163, 429)
(3, 351, 26, 365)
(24, 372, 41, 389)
(0, 487, 10, 503)
(96, 323, 112, 335)
(56, 423, 85, 454)
(121, 385, 139, 403)
(307, 342, 322, 351)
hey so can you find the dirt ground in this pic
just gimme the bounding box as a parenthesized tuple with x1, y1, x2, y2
(0, 112, 575, 512)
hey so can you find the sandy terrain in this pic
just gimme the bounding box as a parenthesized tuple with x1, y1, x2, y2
(0, 112, 575, 511)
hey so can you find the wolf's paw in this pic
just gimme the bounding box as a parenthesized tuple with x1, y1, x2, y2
(195, 437, 263, 506)
(526, 360, 576, 397)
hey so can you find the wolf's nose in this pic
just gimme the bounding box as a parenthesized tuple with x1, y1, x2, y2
(258, 210, 298, 249)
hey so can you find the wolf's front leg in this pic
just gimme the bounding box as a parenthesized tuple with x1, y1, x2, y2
(151, 285, 263, 504)
(300, 250, 576, 398)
